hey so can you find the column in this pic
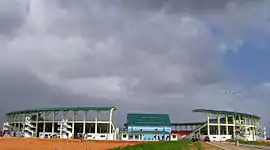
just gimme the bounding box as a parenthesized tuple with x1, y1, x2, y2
(23, 113, 26, 133)
(72, 111, 77, 138)
(233, 114, 236, 139)
(95, 111, 98, 135)
(17, 114, 21, 136)
(109, 109, 113, 140)
(35, 112, 39, 137)
(249, 117, 252, 136)
(13, 113, 17, 136)
(83, 111, 87, 134)
(217, 114, 221, 142)
(52, 111, 58, 134)
(109, 109, 113, 134)
(225, 114, 229, 135)
(43, 112, 46, 133)
(252, 117, 255, 140)
(207, 113, 210, 136)
(244, 117, 247, 136)
(218, 114, 220, 135)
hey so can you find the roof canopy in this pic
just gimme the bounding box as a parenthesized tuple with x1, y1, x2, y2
(193, 109, 260, 119)
(171, 122, 205, 126)
(6, 106, 117, 115)
(126, 113, 171, 127)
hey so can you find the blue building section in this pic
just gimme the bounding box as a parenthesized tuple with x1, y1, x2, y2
(122, 113, 172, 141)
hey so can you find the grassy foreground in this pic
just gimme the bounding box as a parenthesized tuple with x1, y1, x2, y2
(111, 140, 202, 150)
(239, 140, 270, 146)
(227, 139, 270, 147)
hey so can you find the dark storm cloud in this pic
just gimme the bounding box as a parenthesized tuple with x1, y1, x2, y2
(0, 0, 270, 132)
(55, 0, 256, 13)
(0, 62, 133, 124)
(0, 0, 27, 36)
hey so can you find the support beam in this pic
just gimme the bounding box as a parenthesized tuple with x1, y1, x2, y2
(17, 113, 21, 136)
(218, 114, 221, 136)
(43, 111, 47, 133)
(225, 114, 229, 135)
(35, 112, 39, 137)
(72, 111, 77, 138)
(83, 111, 87, 134)
(52, 111, 58, 134)
(95, 111, 99, 135)
(252, 117, 255, 140)
(233, 114, 236, 139)
(207, 113, 210, 136)
(109, 109, 113, 136)
(23, 113, 26, 134)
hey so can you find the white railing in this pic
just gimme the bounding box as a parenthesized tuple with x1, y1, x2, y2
(24, 116, 36, 138)
(25, 122, 36, 128)
(57, 119, 73, 139)
(24, 127, 34, 134)
(62, 128, 72, 134)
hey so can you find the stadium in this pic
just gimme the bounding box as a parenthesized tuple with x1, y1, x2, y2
(1, 106, 267, 142)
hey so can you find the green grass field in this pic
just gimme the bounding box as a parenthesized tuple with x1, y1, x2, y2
(239, 140, 270, 146)
(111, 140, 202, 150)
(227, 139, 270, 147)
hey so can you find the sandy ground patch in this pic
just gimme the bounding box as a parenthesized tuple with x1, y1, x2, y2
(0, 138, 140, 150)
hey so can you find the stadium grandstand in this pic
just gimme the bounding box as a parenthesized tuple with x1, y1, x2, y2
(3, 106, 117, 140)
(171, 109, 267, 141)
(1, 106, 267, 142)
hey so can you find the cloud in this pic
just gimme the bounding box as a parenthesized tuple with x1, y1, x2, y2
(0, 0, 270, 132)
(0, 0, 28, 37)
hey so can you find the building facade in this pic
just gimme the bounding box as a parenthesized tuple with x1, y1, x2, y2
(172, 109, 267, 142)
(120, 113, 177, 141)
(3, 106, 117, 140)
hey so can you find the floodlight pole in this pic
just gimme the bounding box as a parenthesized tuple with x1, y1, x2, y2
(234, 101, 239, 146)
(225, 91, 243, 146)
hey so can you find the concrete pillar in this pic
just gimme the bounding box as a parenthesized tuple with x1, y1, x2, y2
(23, 113, 26, 133)
(83, 111, 87, 134)
(109, 109, 113, 134)
(225, 114, 229, 135)
(42, 112, 45, 133)
(72, 111, 77, 138)
(207, 113, 210, 136)
(218, 114, 221, 136)
(252, 117, 255, 140)
(52, 111, 58, 134)
(17, 114, 20, 136)
(233, 114, 236, 139)
(35, 112, 39, 137)
(95, 111, 99, 135)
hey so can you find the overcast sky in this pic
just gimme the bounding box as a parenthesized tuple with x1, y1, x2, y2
(1, 0, 270, 132)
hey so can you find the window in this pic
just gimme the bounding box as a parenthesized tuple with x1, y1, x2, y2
(129, 135, 133, 140)
(123, 134, 127, 138)
(135, 135, 139, 139)
(172, 135, 176, 138)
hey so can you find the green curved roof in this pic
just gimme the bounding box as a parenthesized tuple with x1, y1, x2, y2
(126, 113, 171, 126)
(193, 109, 260, 119)
(6, 106, 117, 115)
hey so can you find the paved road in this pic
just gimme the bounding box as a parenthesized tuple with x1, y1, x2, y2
(209, 142, 270, 150)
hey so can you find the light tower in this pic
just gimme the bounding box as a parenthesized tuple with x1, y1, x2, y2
(225, 91, 243, 146)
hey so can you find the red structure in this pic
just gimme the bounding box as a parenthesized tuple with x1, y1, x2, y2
(171, 122, 205, 139)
